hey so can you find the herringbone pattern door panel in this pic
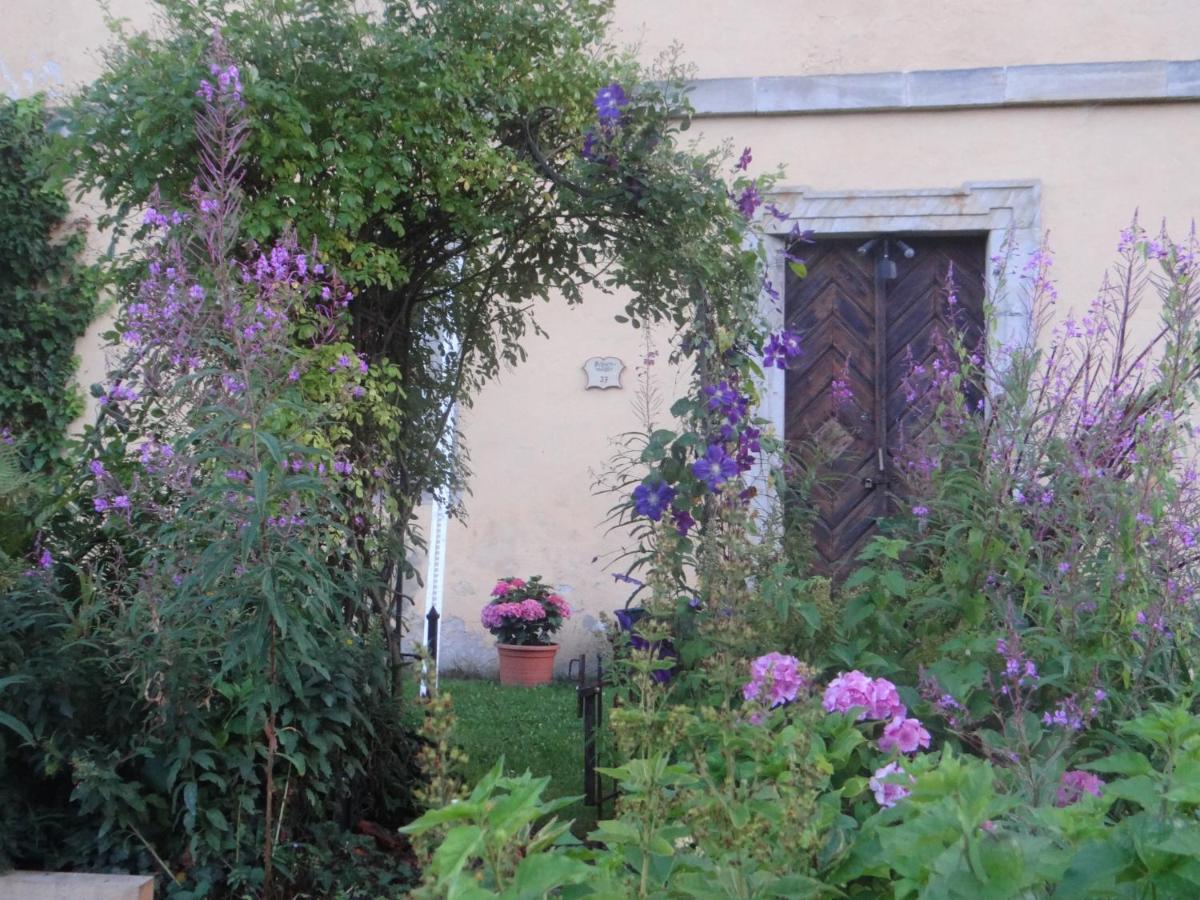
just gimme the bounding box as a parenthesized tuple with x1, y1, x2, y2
(884, 236, 986, 497)
(784, 240, 880, 575)
(785, 234, 986, 576)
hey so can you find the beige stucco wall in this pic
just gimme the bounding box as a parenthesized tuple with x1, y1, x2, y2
(612, 0, 1200, 78)
(5, 0, 1200, 675)
(2, 0, 153, 95)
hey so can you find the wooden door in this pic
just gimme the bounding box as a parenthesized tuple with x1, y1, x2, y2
(784, 234, 986, 577)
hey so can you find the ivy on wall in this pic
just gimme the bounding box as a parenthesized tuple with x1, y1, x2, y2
(0, 95, 98, 470)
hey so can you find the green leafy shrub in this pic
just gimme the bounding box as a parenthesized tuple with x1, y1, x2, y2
(0, 48, 420, 897)
(0, 95, 98, 469)
(810, 228, 1200, 747)
(407, 671, 1200, 897)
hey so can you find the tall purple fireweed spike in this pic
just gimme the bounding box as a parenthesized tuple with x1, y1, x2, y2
(79, 36, 375, 543)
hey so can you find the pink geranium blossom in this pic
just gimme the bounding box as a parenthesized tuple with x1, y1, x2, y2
(878, 716, 932, 754)
(869, 761, 914, 808)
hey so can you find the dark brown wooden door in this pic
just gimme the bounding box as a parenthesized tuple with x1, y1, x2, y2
(784, 234, 986, 576)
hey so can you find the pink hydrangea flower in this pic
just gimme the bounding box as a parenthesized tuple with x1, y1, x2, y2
(491, 580, 513, 597)
(878, 716, 932, 754)
(517, 598, 547, 621)
(1056, 770, 1104, 807)
(822, 670, 873, 715)
(480, 604, 502, 629)
(868, 678, 906, 720)
(823, 671, 906, 720)
(547, 594, 571, 617)
(870, 762, 913, 808)
(742, 652, 806, 708)
(509, 577, 527, 589)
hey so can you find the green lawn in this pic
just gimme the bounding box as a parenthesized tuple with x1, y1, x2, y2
(436, 677, 600, 834)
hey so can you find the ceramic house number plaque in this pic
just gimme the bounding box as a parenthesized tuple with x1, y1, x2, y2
(583, 356, 624, 389)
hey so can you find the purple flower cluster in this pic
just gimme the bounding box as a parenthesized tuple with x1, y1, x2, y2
(692, 443, 738, 490)
(822, 670, 931, 769)
(196, 62, 244, 105)
(878, 716, 932, 754)
(822, 670, 907, 721)
(870, 761, 914, 808)
(481, 598, 547, 629)
(94, 495, 131, 513)
(742, 652, 806, 708)
(918, 668, 966, 729)
(632, 480, 675, 521)
(1041, 689, 1105, 731)
(761, 330, 802, 369)
(704, 380, 750, 424)
(995, 636, 1040, 699)
(614, 607, 676, 683)
(52, 49, 382, 605)
(736, 182, 762, 220)
(98, 383, 139, 406)
(593, 82, 628, 124)
(1056, 770, 1104, 807)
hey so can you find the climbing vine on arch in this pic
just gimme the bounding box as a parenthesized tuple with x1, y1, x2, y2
(0, 95, 99, 470)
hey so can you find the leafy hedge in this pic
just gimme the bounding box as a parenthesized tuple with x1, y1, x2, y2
(0, 95, 98, 469)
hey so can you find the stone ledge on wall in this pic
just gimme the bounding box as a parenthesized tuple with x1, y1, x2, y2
(688, 59, 1200, 117)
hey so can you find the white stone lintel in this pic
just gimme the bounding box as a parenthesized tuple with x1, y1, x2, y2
(688, 59, 1200, 117)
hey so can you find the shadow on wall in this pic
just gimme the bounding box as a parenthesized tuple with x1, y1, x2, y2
(439, 614, 610, 679)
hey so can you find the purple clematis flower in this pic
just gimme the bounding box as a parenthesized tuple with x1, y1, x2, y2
(614, 607, 676, 683)
(762, 330, 803, 368)
(704, 380, 738, 412)
(632, 479, 676, 521)
(737, 182, 762, 219)
(594, 82, 628, 124)
(704, 381, 750, 424)
(672, 506, 697, 537)
(692, 443, 739, 490)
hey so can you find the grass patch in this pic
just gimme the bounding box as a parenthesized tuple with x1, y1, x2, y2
(437, 677, 599, 834)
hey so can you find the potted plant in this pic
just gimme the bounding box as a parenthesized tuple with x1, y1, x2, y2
(482, 576, 571, 685)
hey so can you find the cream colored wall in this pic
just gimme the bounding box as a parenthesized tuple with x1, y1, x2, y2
(2, 0, 153, 94)
(611, 0, 1200, 78)
(5, 0, 1200, 674)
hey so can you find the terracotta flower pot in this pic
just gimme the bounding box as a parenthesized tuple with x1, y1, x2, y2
(497, 643, 559, 686)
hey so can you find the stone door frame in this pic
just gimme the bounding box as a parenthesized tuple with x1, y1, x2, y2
(756, 179, 1041, 444)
